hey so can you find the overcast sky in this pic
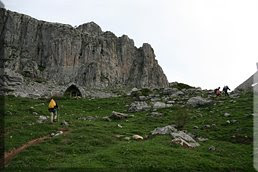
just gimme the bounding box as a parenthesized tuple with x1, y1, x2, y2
(3, 0, 258, 89)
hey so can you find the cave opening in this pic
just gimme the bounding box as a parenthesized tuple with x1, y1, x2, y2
(64, 85, 82, 97)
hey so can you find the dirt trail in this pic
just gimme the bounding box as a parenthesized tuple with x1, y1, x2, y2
(4, 128, 69, 165)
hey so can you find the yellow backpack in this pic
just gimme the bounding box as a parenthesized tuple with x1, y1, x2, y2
(48, 99, 56, 109)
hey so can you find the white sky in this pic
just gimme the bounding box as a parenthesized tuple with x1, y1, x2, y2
(3, 0, 258, 89)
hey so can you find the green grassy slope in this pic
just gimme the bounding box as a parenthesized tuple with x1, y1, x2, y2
(4, 91, 255, 171)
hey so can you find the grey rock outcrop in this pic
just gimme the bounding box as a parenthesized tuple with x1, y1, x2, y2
(0, 9, 168, 97)
(0, 1, 4, 8)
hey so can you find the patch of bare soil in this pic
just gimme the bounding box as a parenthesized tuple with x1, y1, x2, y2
(4, 128, 69, 165)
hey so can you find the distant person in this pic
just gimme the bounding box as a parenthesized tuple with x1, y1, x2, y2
(223, 86, 231, 96)
(48, 98, 58, 123)
(214, 87, 221, 96)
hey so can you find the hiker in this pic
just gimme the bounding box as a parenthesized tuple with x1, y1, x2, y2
(223, 86, 231, 96)
(48, 98, 58, 123)
(214, 87, 221, 96)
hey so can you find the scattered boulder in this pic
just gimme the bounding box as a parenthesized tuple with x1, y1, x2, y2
(170, 91, 184, 97)
(37, 115, 48, 123)
(32, 112, 38, 115)
(203, 125, 211, 129)
(231, 119, 237, 123)
(117, 124, 123, 128)
(50, 131, 63, 137)
(151, 125, 200, 148)
(61, 120, 69, 127)
(132, 134, 143, 140)
(171, 138, 199, 148)
(102, 116, 111, 122)
(114, 134, 124, 138)
(139, 96, 147, 101)
(170, 131, 197, 144)
(166, 100, 175, 104)
(124, 137, 131, 141)
(209, 146, 216, 151)
(109, 111, 128, 120)
(128, 101, 151, 112)
(187, 96, 212, 107)
(153, 102, 172, 109)
(132, 88, 139, 92)
(162, 88, 178, 95)
(224, 113, 231, 117)
(151, 125, 177, 135)
(151, 97, 161, 102)
(197, 137, 209, 142)
(193, 126, 199, 129)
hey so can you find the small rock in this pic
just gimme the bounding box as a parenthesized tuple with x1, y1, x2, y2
(152, 108, 157, 112)
(37, 115, 48, 123)
(117, 124, 123, 128)
(171, 138, 199, 148)
(197, 137, 209, 142)
(231, 119, 237, 124)
(109, 111, 128, 120)
(166, 100, 175, 104)
(153, 102, 172, 109)
(32, 112, 38, 115)
(51, 133, 55, 137)
(132, 88, 139, 92)
(102, 116, 111, 122)
(171, 91, 184, 97)
(211, 124, 216, 127)
(224, 113, 231, 117)
(193, 126, 199, 129)
(128, 101, 151, 112)
(132, 134, 143, 140)
(209, 146, 216, 151)
(151, 97, 161, 102)
(226, 120, 231, 124)
(124, 137, 131, 141)
(204, 125, 211, 129)
(139, 96, 147, 101)
(114, 134, 124, 138)
(61, 120, 69, 126)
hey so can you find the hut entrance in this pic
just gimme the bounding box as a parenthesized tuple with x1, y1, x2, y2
(64, 85, 82, 97)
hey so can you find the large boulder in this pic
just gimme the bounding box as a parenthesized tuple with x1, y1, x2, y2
(187, 96, 212, 107)
(151, 125, 200, 148)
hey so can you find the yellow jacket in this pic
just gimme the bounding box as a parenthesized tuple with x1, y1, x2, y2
(48, 99, 56, 109)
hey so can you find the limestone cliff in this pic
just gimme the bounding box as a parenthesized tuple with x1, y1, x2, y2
(0, 8, 168, 97)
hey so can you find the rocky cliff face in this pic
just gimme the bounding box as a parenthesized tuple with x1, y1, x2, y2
(235, 71, 257, 91)
(0, 8, 168, 97)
